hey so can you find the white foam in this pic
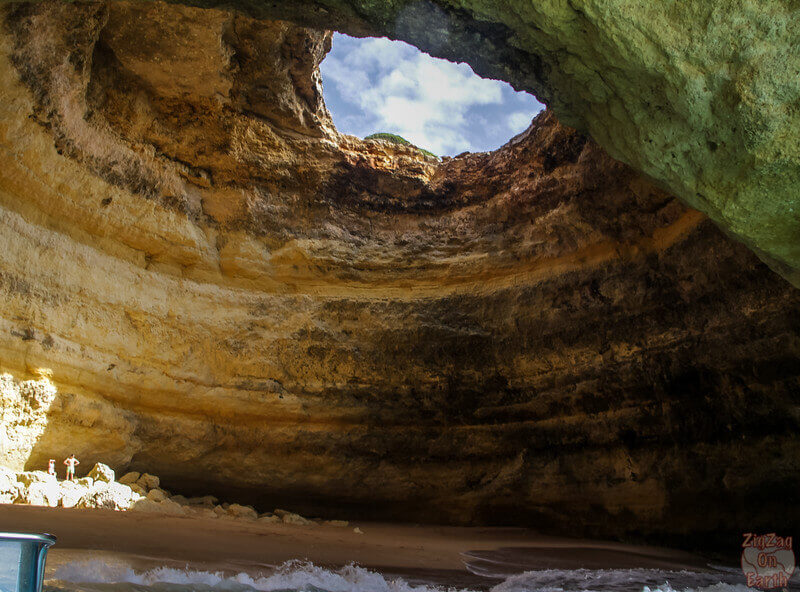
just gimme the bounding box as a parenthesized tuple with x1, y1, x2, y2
(490, 568, 755, 592)
(52, 559, 469, 592)
(49, 559, 775, 592)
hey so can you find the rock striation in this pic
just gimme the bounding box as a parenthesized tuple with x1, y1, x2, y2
(0, 1, 798, 550)
(170, 0, 800, 286)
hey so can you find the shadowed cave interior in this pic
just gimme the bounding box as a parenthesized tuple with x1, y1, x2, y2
(0, 0, 798, 556)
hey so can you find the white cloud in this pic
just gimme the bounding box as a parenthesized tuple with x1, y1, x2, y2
(321, 35, 508, 155)
(507, 112, 533, 133)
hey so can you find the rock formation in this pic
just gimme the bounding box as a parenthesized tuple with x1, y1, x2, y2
(143, 0, 800, 287)
(1, 461, 342, 525)
(0, 1, 798, 550)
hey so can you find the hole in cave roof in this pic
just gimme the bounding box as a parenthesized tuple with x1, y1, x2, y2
(320, 33, 544, 158)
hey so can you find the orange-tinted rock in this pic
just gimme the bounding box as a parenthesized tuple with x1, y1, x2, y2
(0, 1, 798, 550)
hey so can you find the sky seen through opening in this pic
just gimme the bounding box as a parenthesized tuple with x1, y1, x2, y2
(320, 33, 545, 157)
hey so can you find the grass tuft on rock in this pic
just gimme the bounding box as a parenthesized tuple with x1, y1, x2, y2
(364, 133, 438, 159)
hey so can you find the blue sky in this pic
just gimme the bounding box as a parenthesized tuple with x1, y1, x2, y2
(320, 33, 545, 157)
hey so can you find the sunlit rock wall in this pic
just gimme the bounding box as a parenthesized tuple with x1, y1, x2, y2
(172, 0, 800, 287)
(0, 1, 798, 548)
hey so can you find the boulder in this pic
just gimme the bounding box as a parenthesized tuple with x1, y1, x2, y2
(0, 467, 20, 503)
(86, 463, 115, 483)
(16, 480, 61, 507)
(186, 506, 218, 519)
(60, 481, 89, 508)
(146, 488, 168, 503)
(169, 494, 188, 505)
(129, 498, 185, 515)
(0, 466, 16, 482)
(257, 514, 281, 524)
(280, 512, 314, 526)
(226, 503, 257, 520)
(129, 498, 160, 513)
(16, 471, 55, 487)
(156, 498, 186, 516)
(74, 477, 94, 488)
(197, 508, 218, 519)
(0, 491, 18, 504)
(77, 481, 141, 510)
(186, 495, 218, 507)
(118, 471, 140, 485)
(0, 486, 19, 504)
(128, 483, 146, 496)
(136, 473, 160, 490)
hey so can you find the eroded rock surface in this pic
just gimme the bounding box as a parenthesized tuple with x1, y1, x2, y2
(0, 1, 798, 549)
(164, 0, 800, 285)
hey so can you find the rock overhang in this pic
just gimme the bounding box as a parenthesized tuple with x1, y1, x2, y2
(158, 0, 800, 287)
(0, 0, 798, 551)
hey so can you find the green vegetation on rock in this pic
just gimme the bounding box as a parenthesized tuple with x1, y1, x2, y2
(172, 0, 800, 287)
(365, 132, 413, 146)
(365, 132, 438, 159)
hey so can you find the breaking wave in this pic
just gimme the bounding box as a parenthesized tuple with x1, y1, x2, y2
(47, 558, 794, 592)
(50, 560, 463, 592)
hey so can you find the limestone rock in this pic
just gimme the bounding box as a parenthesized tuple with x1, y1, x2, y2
(129, 498, 160, 514)
(0, 467, 20, 503)
(0, 0, 798, 550)
(156, 499, 185, 516)
(128, 483, 146, 496)
(74, 477, 94, 489)
(77, 482, 141, 511)
(59, 481, 88, 509)
(276, 510, 314, 526)
(16, 471, 54, 487)
(0, 376, 57, 471)
(0, 466, 16, 483)
(226, 503, 257, 520)
(118, 471, 140, 485)
(14, 471, 61, 507)
(130, 498, 185, 516)
(146, 488, 168, 502)
(86, 463, 115, 483)
(186, 495, 218, 507)
(169, 494, 188, 505)
(16, 480, 60, 507)
(181, 0, 800, 285)
(136, 474, 160, 491)
(257, 514, 281, 524)
(189, 507, 218, 519)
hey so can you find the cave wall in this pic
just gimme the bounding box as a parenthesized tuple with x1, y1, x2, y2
(0, 1, 798, 548)
(163, 0, 800, 287)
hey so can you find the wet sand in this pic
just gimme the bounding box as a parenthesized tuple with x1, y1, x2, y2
(0, 504, 711, 585)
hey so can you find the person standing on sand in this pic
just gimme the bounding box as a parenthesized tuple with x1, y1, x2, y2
(47, 459, 56, 477)
(63, 454, 79, 481)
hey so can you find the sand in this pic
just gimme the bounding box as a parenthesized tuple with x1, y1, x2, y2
(0, 504, 710, 584)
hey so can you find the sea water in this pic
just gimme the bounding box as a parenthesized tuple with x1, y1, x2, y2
(43, 556, 800, 592)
